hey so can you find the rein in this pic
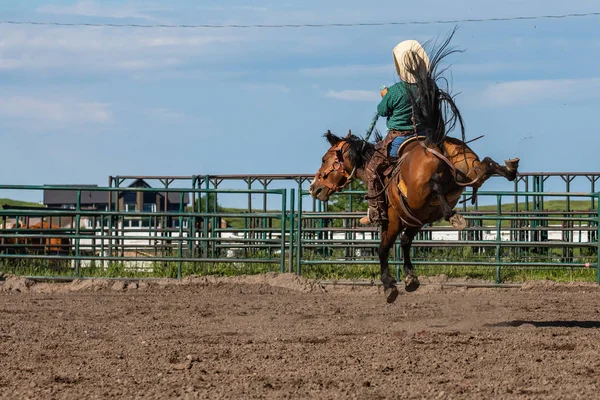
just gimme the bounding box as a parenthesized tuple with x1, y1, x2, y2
(316, 141, 357, 192)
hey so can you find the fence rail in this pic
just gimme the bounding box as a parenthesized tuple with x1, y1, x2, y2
(1, 175, 599, 283)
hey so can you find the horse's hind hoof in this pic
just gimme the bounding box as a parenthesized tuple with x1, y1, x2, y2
(505, 158, 520, 172)
(385, 286, 399, 304)
(450, 214, 467, 230)
(405, 276, 420, 292)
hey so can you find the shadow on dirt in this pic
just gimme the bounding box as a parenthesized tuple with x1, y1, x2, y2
(485, 320, 600, 329)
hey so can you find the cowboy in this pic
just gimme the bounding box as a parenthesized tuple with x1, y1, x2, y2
(359, 40, 430, 225)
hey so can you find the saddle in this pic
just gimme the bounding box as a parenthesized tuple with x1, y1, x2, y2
(395, 135, 423, 158)
(393, 136, 464, 206)
(382, 135, 423, 177)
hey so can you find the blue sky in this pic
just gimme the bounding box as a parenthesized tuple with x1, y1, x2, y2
(1, 1, 600, 203)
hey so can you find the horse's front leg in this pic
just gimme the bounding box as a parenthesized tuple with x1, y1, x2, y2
(401, 226, 421, 292)
(378, 210, 403, 304)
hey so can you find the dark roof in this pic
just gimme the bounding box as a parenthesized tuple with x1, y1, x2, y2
(166, 192, 190, 204)
(43, 185, 108, 206)
(126, 179, 190, 204)
(43, 182, 190, 206)
(128, 178, 151, 188)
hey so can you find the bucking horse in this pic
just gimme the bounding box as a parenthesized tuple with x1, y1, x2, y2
(309, 32, 519, 303)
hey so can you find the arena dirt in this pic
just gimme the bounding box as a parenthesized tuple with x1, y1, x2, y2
(1, 273, 600, 399)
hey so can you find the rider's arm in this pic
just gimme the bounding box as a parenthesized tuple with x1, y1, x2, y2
(376, 93, 392, 117)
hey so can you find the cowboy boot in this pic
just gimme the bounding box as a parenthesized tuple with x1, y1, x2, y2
(359, 198, 388, 225)
(359, 178, 380, 225)
(360, 150, 390, 225)
(359, 209, 377, 225)
(359, 178, 388, 225)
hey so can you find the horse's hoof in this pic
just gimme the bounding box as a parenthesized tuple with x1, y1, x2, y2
(405, 276, 420, 292)
(385, 286, 399, 304)
(450, 214, 467, 230)
(505, 158, 520, 172)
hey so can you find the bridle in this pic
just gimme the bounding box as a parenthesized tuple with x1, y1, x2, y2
(316, 141, 357, 192)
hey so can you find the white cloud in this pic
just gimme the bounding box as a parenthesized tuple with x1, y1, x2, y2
(452, 62, 533, 75)
(479, 78, 600, 107)
(130, 69, 248, 82)
(37, 1, 160, 20)
(0, 25, 246, 72)
(0, 96, 112, 124)
(242, 83, 290, 93)
(301, 64, 390, 78)
(325, 90, 379, 102)
(195, 5, 268, 12)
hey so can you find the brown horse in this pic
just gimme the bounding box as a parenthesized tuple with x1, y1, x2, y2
(1, 221, 70, 255)
(0, 221, 25, 255)
(309, 34, 519, 303)
(27, 221, 71, 254)
(310, 132, 518, 303)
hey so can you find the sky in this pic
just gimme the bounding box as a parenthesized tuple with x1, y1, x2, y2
(1, 0, 600, 203)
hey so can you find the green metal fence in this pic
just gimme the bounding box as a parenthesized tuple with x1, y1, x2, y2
(0, 178, 599, 283)
(0, 185, 287, 278)
(295, 189, 599, 283)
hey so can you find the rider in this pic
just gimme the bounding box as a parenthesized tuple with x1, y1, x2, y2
(359, 40, 430, 225)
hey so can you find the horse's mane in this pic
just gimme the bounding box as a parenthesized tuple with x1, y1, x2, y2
(406, 26, 466, 147)
(324, 131, 376, 169)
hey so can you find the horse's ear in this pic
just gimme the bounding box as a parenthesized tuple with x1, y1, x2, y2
(345, 130, 351, 139)
(325, 130, 342, 146)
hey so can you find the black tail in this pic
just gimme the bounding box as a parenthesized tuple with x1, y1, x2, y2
(406, 26, 466, 147)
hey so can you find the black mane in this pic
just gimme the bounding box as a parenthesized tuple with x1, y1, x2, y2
(406, 26, 466, 146)
(323, 131, 375, 169)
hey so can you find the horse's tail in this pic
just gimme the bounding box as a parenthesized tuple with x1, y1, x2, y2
(407, 27, 466, 148)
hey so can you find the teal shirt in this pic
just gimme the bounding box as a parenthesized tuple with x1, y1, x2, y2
(377, 81, 420, 131)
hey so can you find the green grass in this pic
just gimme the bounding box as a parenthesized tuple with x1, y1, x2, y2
(299, 263, 598, 283)
(0, 257, 280, 279)
(219, 207, 283, 230)
(0, 198, 44, 208)
(296, 244, 598, 283)
(2, 256, 597, 283)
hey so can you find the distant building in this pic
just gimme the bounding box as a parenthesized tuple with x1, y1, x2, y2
(43, 179, 190, 228)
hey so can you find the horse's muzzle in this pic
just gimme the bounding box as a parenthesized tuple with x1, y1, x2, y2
(309, 180, 331, 201)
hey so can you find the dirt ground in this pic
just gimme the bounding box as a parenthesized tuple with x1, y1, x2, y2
(1, 273, 600, 399)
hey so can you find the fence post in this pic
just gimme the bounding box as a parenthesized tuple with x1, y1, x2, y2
(280, 189, 287, 273)
(597, 193, 600, 285)
(177, 191, 184, 279)
(203, 178, 210, 263)
(288, 188, 295, 273)
(296, 191, 303, 275)
(75, 190, 81, 277)
(495, 194, 502, 284)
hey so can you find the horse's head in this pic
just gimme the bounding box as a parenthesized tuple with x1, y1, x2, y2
(309, 130, 359, 202)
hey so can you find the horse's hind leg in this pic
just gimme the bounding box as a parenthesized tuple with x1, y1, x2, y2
(430, 173, 467, 229)
(443, 139, 519, 184)
(430, 173, 455, 221)
(478, 156, 520, 182)
(401, 226, 421, 292)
